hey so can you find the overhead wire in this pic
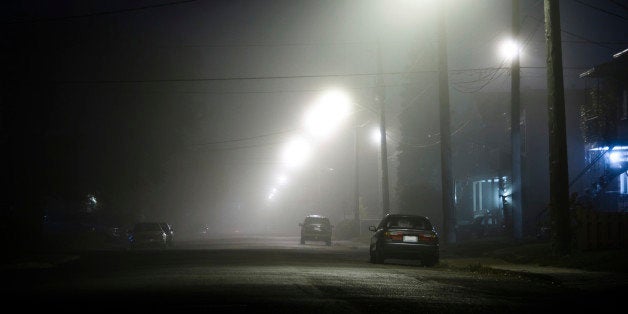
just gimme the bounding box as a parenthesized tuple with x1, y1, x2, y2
(190, 129, 298, 147)
(526, 15, 616, 51)
(608, 0, 628, 12)
(571, 0, 628, 22)
(2, 0, 200, 24)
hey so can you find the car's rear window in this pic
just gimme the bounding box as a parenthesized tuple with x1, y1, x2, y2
(384, 217, 431, 230)
(304, 217, 330, 225)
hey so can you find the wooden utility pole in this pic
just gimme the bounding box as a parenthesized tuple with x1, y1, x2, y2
(377, 41, 391, 217)
(544, 0, 571, 254)
(438, 0, 456, 244)
(354, 125, 361, 234)
(511, 0, 523, 240)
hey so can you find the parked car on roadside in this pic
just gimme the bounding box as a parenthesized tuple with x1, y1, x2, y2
(128, 222, 168, 249)
(369, 214, 439, 266)
(159, 222, 175, 247)
(299, 215, 332, 246)
(198, 224, 210, 239)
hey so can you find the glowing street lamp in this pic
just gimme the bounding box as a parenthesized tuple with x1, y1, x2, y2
(370, 126, 382, 146)
(277, 174, 288, 186)
(267, 187, 278, 200)
(281, 136, 312, 169)
(303, 90, 352, 140)
(499, 38, 521, 61)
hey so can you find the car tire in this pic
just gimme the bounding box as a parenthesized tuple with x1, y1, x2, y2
(373, 243, 385, 264)
(375, 249, 385, 264)
(325, 239, 331, 246)
(369, 249, 378, 263)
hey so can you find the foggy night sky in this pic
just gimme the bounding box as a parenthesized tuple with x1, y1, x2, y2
(2, 0, 627, 235)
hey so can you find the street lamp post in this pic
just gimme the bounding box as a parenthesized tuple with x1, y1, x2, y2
(354, 126, 360, 234)
(437, 0, 456, 244)
(376, 41, 391, 218)
(510, 0, 523, 240)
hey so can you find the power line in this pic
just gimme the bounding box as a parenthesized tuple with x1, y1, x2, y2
(191, 139, 285, 153)
(526, 15, 616, 50)
(608, 0, 628, 12)
(451, 59, 510, 93)
(388, 116, 474, 149)
(571, 0, 628, 22)
(36, 65, 573, 86)
(190, 129, 297, 147)
(83, 82, 417, 96)
(41, 70, 438, 85)
(2, 0, 200, 25)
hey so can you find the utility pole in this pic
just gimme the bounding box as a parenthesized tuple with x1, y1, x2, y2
(438, 0, 456, 244)
(377, 40, 391, 218)
(511, 0, 523, 240)
(544, 0, 571, 254)
(354, 126, 361, 234)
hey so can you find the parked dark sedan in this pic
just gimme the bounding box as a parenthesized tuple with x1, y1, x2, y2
(128, 222, 168, 249)
(299, 215, 332, 246)
(159, 222, 175, 247)
(369, 214, 439, 266)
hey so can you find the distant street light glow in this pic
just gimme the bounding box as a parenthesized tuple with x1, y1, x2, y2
(277, 175, 288, 186)
(268, 187, 278, 200)
(281, 136, 312, 169)
(303, 90, 351, 140)
(370, 127, 382, 145)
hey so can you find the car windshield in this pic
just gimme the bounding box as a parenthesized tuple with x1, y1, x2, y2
(304, 217, 330, 225)
(385, 217, 431, 230)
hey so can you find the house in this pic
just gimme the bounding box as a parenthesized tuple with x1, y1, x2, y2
(455, 87, 585, 237)
(575, 48, 628, 249)
(578, 48, 628, 212)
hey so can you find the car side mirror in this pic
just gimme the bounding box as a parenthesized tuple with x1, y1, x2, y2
(369, 226, 377, 232)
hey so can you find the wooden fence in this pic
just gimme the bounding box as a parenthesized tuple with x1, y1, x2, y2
(574, 208, 628, 250)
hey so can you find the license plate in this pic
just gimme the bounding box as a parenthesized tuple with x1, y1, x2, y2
(403, 236, 418, 243)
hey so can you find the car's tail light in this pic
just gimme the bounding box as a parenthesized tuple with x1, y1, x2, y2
(419, 232, 438, 243)
(385, 231, 403, 241)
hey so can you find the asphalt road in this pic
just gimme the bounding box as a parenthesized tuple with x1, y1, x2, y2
(3, 236, 624, 313)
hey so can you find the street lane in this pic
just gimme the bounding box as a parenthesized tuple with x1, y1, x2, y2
(3, 236, 623, 313)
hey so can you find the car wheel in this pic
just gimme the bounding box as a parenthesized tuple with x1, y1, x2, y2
(369, 248, 377, 263)
(373, 243, 385, 264)
(325, 239, 331, 246)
